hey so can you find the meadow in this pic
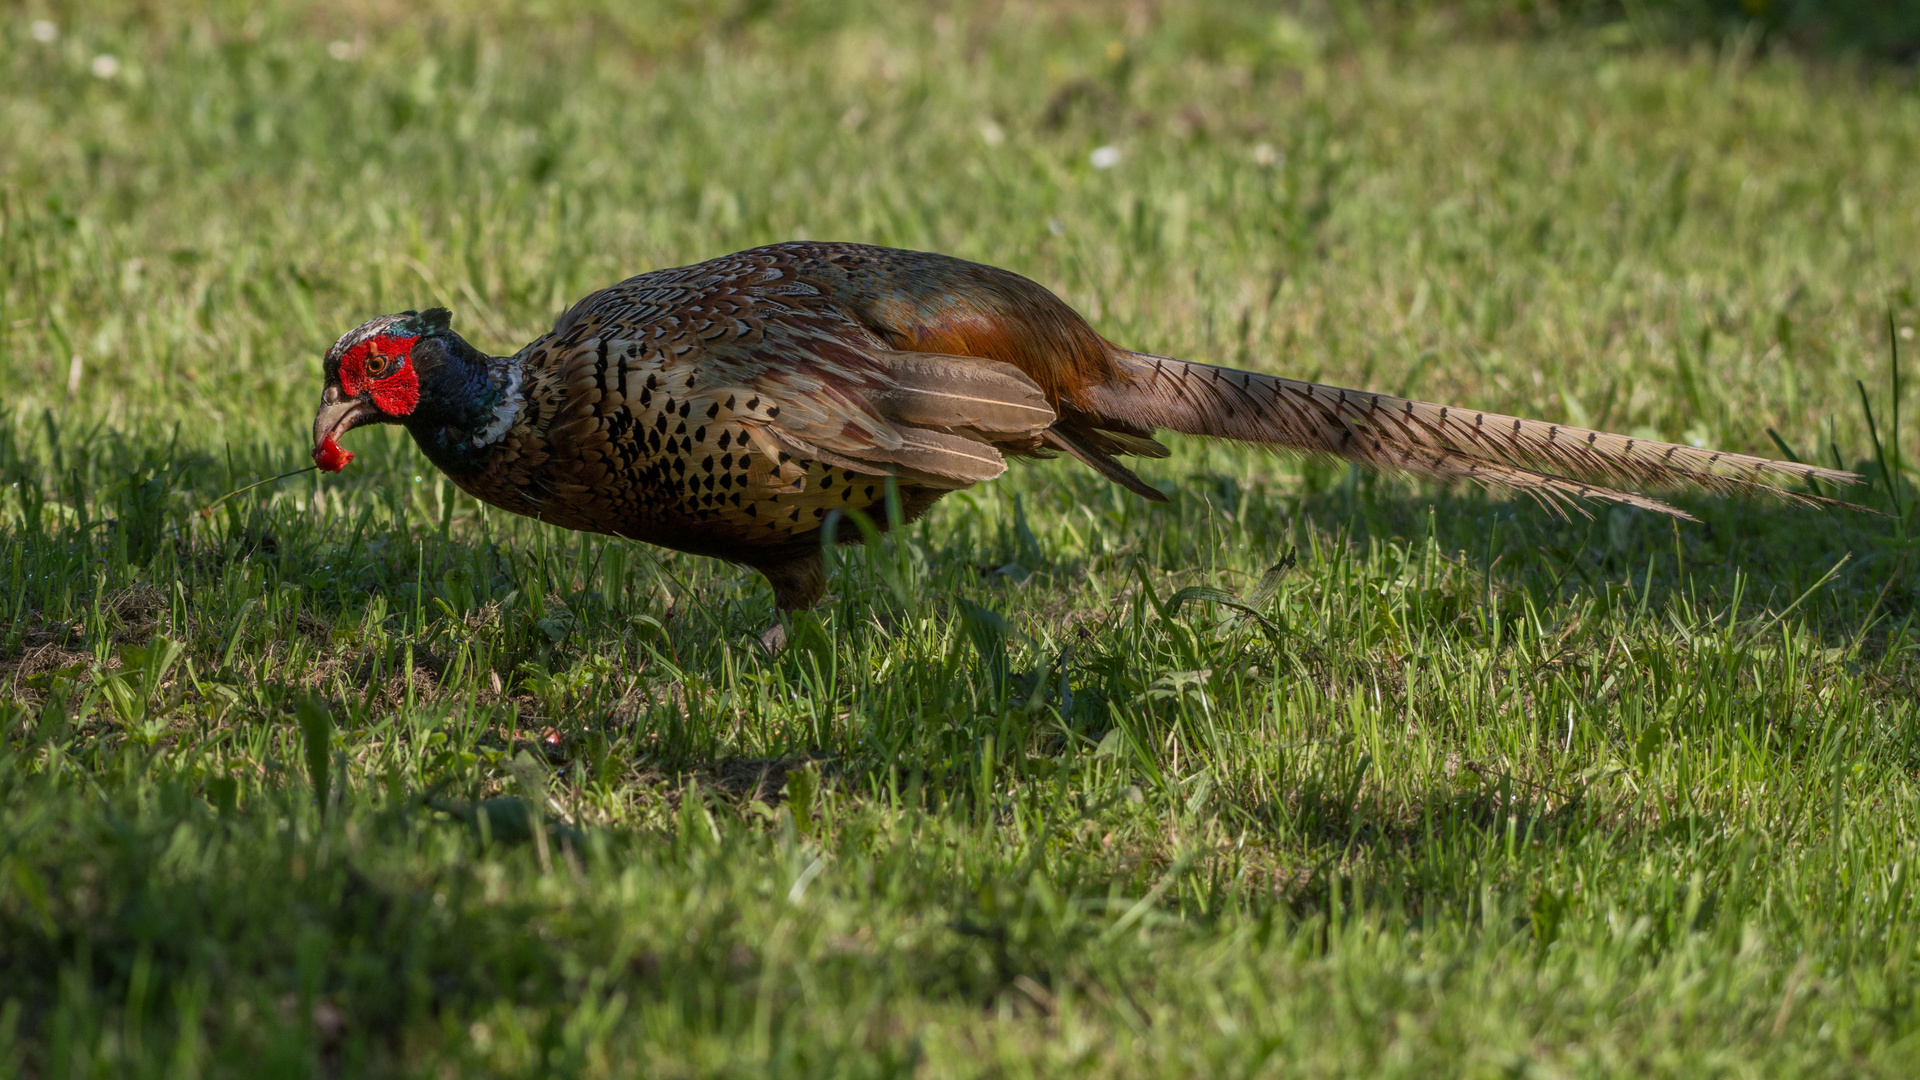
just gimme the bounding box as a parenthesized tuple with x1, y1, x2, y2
(2, 1, 1919, 1075)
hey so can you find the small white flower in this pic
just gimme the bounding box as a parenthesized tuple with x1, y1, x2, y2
(1251, 143, 1282, 168)
(90, 54, 120, 79)
(1089, 145, 1121, 170)
(1047, 218, 1066, 236)
(30, 20, 58, 42)
(978, 120, 1005, 147)
(327, 40, 354, 61)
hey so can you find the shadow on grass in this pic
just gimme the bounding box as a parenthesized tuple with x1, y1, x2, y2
(1174, 461, 1912, 648)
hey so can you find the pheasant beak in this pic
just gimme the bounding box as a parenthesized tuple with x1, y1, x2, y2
(311, 385, 379, 460)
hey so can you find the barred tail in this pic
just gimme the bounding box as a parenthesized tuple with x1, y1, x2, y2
(1078, 351, 1863, 519)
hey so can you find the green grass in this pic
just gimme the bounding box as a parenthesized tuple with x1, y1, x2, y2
(4, 2, 1920, 1076)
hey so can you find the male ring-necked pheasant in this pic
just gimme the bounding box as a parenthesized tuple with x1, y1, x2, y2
(311, 242, 1858, 614)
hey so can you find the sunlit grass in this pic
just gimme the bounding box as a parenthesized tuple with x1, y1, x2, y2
(2, 2, 1918, 1075)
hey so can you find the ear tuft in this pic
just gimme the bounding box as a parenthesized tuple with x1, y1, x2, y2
(420, 307, 453, 332)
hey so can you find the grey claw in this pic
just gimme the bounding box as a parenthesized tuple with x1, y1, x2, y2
(758, 622, 788, 654)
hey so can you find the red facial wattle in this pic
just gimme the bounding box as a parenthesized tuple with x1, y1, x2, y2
(314, 432, 354, 473)
(338, 334, 422, 417)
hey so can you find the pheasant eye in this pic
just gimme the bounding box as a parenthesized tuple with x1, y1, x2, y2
(366, 355, 389, 376)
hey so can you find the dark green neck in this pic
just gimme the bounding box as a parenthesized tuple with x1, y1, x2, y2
(402, 334, 517, 477)
(407, 388, 508, 476)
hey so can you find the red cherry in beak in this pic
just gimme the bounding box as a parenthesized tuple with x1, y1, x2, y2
(313, 432, 354, 473)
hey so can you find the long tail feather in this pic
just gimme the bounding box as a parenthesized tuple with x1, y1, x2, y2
(1042, 427, 1169, 502)
(1083, 352, 1863, 517)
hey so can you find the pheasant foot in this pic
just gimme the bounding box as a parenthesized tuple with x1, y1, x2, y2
(757, 621, 788, 655)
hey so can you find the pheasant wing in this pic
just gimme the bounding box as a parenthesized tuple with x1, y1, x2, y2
(510, 249, 1055, 545)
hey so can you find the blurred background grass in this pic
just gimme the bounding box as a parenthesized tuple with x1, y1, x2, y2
(1406, 0, 1920, 58)
(7, 0, 1918, 460)
(3, 1, 1919, 1076)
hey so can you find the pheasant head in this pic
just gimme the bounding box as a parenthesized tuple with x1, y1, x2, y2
(311, 308, 518, 475)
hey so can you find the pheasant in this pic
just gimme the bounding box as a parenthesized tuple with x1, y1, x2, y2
(311, 242, 1858, 617)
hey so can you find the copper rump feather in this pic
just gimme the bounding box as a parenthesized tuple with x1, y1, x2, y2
(311, 242, 1861, 613)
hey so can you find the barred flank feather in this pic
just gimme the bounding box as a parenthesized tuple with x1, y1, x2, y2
(1085, 352, 1863, 520)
